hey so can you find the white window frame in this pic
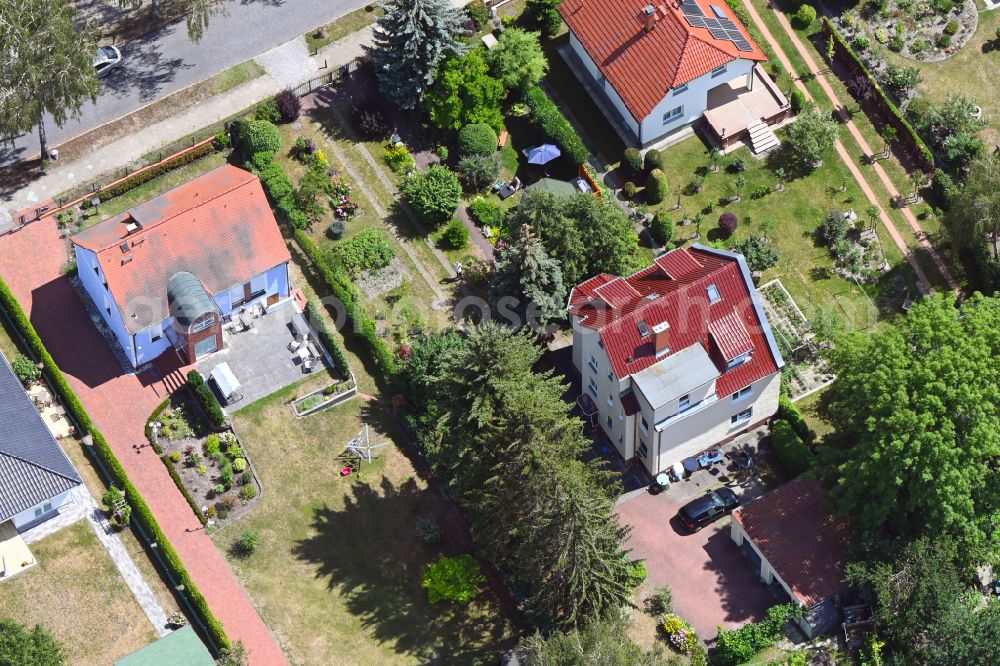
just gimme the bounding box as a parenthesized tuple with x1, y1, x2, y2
(33, 501, 53, 518)
(707, 284, 722, 304)
(678, 394, 691, 411)
(191, 315, 215, 334)
(732, 385, 752, 401)
(731, 407, 753, 426)
(711, 64, 727, 77)
(663, 106, 684, 125)
(726, 351, 752, 370)
(607, 393, 614, 407)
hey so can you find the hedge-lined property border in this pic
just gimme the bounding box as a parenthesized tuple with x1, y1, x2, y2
(304, 300, 352, 379)
(525, 86, 590, 166)
(822, 18, 935, 172)
(293, 231, 399, 378)
(0, 277, 230, 654)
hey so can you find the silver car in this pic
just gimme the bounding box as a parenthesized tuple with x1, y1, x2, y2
(93, 45, 123, 79)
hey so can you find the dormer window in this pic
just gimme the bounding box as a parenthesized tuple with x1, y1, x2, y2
(707, 284, 721, 304)
(726, 351, 752, 369)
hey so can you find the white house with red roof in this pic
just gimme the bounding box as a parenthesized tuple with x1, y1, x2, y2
(559, 0, 789, 149)
(568, 244, 784, 475)
(72, 165, 292, 368)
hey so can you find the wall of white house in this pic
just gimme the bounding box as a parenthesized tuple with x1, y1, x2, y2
(74, 245, 138, 367)
(638, 58, 755, 145)
(568, 33, 641, 139)
(11, 488, 73, 531)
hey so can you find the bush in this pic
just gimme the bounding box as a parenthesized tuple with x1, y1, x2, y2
(332, 228, 395, 275)
(889, 35, 904, 52)
(187, 370, 226, 429)
(247, 150, 274, 173)
(644, 585, 673, 615)
(102, 486, 131, 527)
(944, 20, 959, 35)
(401, 165, 462, 225)
(304, 300, 351, 378)
(384, 143, 416, 173)
(327, 219, 347, 240)
(714, 604, 802, 665)
(233, 529, 260, 558)
(790, 88, 807, 114)
(258, 162, 294, 203)
(643, 148, 665, 173)
(457, 154, 501, 191)
(275, 197, 308, 230)
(651, 211, 674, 246)
(794, 3, 816, 27)
(729, 154, 748, 173)
(932, 0, 952, 11)
(645, 168, 668, 204)
(240, 484, 257, 502)
(254, 97, 281, 124)
(232, 457, 248, 472)
(415, 515, 442, 544)
(771, 419, 813, 476)
(622, 181, 637, 199)
(239, 470, 254, 486)
(421, 554, 486, 604)
(627, 559, 648, 587)
(778, 394, 814, 443)
(662, 614, 698, 655)
(623, 147, 643, 174)
(524, 86, 589, 165)
(468, 196, 505, 228)
(214, 130, 231, 149)
(275, 88, 301, 122)
(440, 218, 469, 249)
(936, 34, 951, 48)
(93, 142, 216, 201)
(732, 234, 779, 272)
(853, 35, 870, 51)
(231, 118, 280, 157)
(170, 451, 182, 463)
(436, 145, 449, 161)
(457, 123, 498, 157)
(466, 0, 490, 30)
(820, 209, 849, 246)
(0, 277, 231, 652)
(718, 211, 738, 236)
(353, 99, 390, 140)
(10, 354, 40, 385)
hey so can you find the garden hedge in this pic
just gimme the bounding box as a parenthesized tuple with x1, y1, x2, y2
(187, 371, 226, 429)
(144, 398, 169, 454)
(294, 231, 399, 378)
(771, 419, 813, 476)
(84, 142, 217, 205)
(822, 18, 934, 172)
(304, 300, 352, 379)
(524, 86, 589, 165)
(144, 398, 209, 526)
(0, 277, 230, 654)
(778, 394, 814, 443)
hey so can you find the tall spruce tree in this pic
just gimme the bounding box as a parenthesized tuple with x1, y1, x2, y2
(365, 0, 468, 109)
(0, 0, 99, 160)
(492, 225, 567, 331)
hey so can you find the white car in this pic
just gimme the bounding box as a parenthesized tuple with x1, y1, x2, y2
(93, 45, 123, 79)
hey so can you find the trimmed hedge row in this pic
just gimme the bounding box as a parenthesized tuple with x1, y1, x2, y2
(0, 277, 230, 653)
(778, 394, 814, 443)
(144, 398, 209, 526)
(822, 18, 934, 172)
(294, 231, 399, 378)
(187, 371, 226, 429)
(84, 141, 217, 206)
(144, 398, 169, 454)
(524, 86, 589, 166)
(771, 419, 813, 477)
(304, 300, 352, 379)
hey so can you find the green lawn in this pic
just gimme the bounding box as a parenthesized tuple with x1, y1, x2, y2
(305, 5, 383, 53)
(0, 522, 157, 666)
(218, 388, 518, 666)
(212, 61, 266, 95)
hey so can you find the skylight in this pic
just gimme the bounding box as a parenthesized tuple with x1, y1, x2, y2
(707, 284, 721, 304)
(637, 320, 651, 338)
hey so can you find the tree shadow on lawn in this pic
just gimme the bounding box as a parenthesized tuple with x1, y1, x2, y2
(292, 473, 517, 664)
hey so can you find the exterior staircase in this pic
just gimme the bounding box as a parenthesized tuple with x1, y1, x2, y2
(747, 121, 779, 155)
(151, 352, 187, 395)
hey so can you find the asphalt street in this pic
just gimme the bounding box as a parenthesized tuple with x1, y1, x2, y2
(1, 0, 370, 166)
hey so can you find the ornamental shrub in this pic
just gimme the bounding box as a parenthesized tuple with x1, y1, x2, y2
(645, 168, 668, 203)
(384, 143, 416, 173)
(258, 162, 294, 204)
(651, 211, 674, 246)
(771, 419, 813, 476)
(456, 154, 501, 191)
(468, 196, 506, 228)
(627, 559, 648, 587)
(623, 147, 643, 174)
(233, 529, 260, 557)
(644, 585, 673, 615)
(304, 300, 352, 379)
(231, 119, 280, 158)
(11, 354, 40, 385)
(714, 603, 802, 665)
(421, 554, 486, 604)
(622, 181, 637, 199)
(944, 20, 958, 35)
(778, 394, 814, 443)
(524, 86, 589, 164)
(662, 614, 698, 655)
(401, 165, 462, 226)
(333, 228, 396, 275)
(186, 370, 226, 429)
(937, 34, 951, 48)
(254, 97, 281, 124)
(170, 451, 182, 463)
(440, 218, 469, 249)
(205, 434, 221, 457)
(644, 147, 665, 173)
(327, 219, 347, 239)
(233, 457, 248, 473)
(790, 88, 807, 114)
(247, 150, 274, 173)
(794, 4, 816, 27)
(889, 36, 904, 52)
(240, 484, 257, 502)
(457, 123, 498, 157)
(719, 211, 738, 236)
(275, 88, 301, 122)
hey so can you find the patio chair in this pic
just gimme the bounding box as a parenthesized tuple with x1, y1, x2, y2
(302, 357, 315, 373)
(288, 339, 302, 352)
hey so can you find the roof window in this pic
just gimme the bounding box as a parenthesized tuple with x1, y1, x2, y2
(707, 284, 721, 304)
(637, 320, 651, 338)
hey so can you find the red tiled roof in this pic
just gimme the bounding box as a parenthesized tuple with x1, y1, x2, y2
(594, 277, 643, 309)
(73, 165, 291, 334)
(559, 0, 767, 121)
(567, 246, 781, 396)
(733, 478, 851, 608)
(708, 310, 753, 361)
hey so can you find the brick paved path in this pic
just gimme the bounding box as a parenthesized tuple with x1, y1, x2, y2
(0, 219, 287, 666)
(739, 0, 958, 295)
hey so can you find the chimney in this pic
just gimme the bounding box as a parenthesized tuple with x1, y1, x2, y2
(652, 321, 670, 356)
(644, 4, 656, 32)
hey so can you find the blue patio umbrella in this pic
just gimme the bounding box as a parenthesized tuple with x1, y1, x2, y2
(526, 143, 561, 165)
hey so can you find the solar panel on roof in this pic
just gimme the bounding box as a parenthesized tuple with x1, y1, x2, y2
(703, 17, 720, 28)
(708, 26, 729, 39)
(718, 18, 736, 30)
(726, 29, 744, 40)
(733, 38, 754, 51)
(710, 4, 727, 17)
(682, 3, 703, 15)
(685, 15, 708, 27)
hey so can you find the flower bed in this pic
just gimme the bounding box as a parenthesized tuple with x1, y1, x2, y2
(291, 377, 357, 417)
(148, 391, 261, 527)
(758, 280, 835, 400)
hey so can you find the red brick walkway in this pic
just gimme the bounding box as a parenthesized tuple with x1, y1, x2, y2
(616, 491, 776, 640)
(0, 219, 288, 666)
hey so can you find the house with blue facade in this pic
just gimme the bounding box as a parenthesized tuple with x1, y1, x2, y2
(72, 165, 292, 368)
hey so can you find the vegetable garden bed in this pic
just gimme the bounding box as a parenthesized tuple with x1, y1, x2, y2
(291, 377, 357, 417)
(758, 279, 835, 400)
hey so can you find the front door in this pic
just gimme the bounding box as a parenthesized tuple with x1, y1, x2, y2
(194, 336, 217, 359)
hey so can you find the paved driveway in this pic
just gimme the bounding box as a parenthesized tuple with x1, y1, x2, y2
(0, 218, 288, 665)
(616, 483, 778, 641)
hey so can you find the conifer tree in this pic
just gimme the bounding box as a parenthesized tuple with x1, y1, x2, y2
(492, 225, 567, 330)
(365, 0, 468, 109)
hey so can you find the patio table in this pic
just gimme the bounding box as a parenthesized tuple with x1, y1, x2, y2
(296, 346, 311, 361)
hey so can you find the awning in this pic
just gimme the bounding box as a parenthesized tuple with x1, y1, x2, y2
(209, 362, 240, 400)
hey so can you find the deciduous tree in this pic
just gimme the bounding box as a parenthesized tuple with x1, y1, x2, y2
(485, 28, 548, 95)
(946, 155, 1000, 291)
(400, 165, 462, 225)
(0, 619, 64, 666)
(783, 104, 838, 172)
(732, 234, 779, 272)
(424, 49, 505, 131)
(365, 0, 467, 109)
(116, 0, 219, 42)
(0, 0, 99, 161)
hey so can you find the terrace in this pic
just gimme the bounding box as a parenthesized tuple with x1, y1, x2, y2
(703, 65, 791, 152)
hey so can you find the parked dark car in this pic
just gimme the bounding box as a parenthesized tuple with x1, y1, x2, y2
(678, 488, 739, 531)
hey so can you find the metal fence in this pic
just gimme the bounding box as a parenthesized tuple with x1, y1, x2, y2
(291, 57, 363, 97)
